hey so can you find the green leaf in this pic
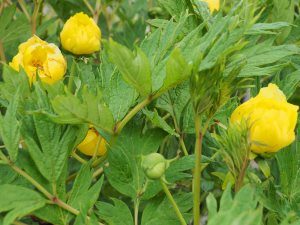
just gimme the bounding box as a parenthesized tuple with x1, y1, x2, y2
(276, 70, 300, 99)
(74, 206, 98, 225)
(0, 90, 20, 162)
(99, 52, 138, 121)
(257, 160, 271, 178)
(51, 88, 114, 134)
(0, 184, 46, 225)
(0, 165, 17, 184)
(247, 22, 291, 35)
(0, 4, 30, 44)
(141, 192, 192, 225)
(0, 66, 30, 104)
(143, 109, 178, 137)
(68, 164, 104, 211)
(228, 42, 300, 77)
(159, 48, 192, 93)
(141, 15, 188, 91)
(106, 39, 152, 96)
(21, 114, 81, 183)
(33, 204, 68, 225)
(207, 185, 262, 225)
(104, 125, 165, 200)
(95, 199, 134, 225)
(0, 5, 16, 36)
(156, 81, 190, 128)
(21, 85, 85, 183)
(271, 0, 295, 44)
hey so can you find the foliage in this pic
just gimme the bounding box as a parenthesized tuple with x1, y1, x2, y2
(0, 0, 299, 225)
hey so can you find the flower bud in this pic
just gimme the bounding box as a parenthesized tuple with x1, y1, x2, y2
(60, 12, 101, 55)
(77, 127, 107, 156)
(9, 35, 66, 84)
(141, 153, 169, 180)
(231, 83, 298, 154)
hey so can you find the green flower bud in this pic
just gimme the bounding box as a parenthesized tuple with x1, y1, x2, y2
(141, 153, 169, 180)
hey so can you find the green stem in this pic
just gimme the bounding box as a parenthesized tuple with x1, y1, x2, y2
(160, 179, 186, 225)
(10, 163, 53, 199)
(31, 0, 42, 35)
(114, 95, 154, 135)
(17, 0, 30, 21)
(234, 150, 249, 193)
(179, 135, 189, 156)
(13, 221, 28, 225)
(0, 40, 6, 63)
(0, 152, 102, 223)
(68, 59, 76, 93)
(134, 198, 140, 225)
(83, 0, 95, 15)
(193, 115, 202, 225)
(71, 151, 88, 164)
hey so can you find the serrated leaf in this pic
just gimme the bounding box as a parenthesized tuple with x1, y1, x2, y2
(156, 81, 191, 127)
(207, 185, 262, 225)
(96, 199, 134, 225)
(51, 89, 114, 134)
(159, 48, 192, 93)
(21, 85, 85, 183)
(106, 39, 152, 96)
(0, 90, 20, 162)
(21, 114, 81, 183)
(143, 109, 178, 137)
(99, 52, 138, 121)
(68, 164, 104, 211)
(0, 184, 46, 225)
(0, 66, 30, 104)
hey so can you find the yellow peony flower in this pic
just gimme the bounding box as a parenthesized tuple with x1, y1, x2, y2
(9, 35, 67, 84)
(231, 84, 299, 154)
(77, 127, 107, 157)
(60, 12, 101, 55)
(202, 0, 220, 12)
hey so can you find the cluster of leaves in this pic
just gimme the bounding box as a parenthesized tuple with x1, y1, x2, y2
(0, 0, 299, 225)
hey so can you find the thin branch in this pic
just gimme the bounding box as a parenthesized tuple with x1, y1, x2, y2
(17, 0, 30, 21)
(0, 40, 7, 63)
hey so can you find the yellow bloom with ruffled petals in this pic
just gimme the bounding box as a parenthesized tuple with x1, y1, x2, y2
(9, 35, 66, 84)
(231, 83, 298, 154)
(60, 12, 101, 55)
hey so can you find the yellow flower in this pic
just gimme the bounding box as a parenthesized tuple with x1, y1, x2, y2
(9, 35, 66, 84)
(77, 127, 107, 156)
(231, 84, 299, 154)
(60, 12, 101, 55)
(202, 0, 220, 12)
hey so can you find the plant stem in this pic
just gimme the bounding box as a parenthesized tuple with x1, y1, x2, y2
(17, 0, 30, 21)
(179, 135, 189, 156)
(31, 0, 42, 35)
(193, 115, 202, 225)
(160, 179, 186, 225)
(134, 198, 140, 225)
(71, 151, 88, 164)
(234, 154, 249, 192)
(93, 0, 101, 23)
(114, 95, 153, 135)
(83, 0, 95, 15)
(0, 153, 103, 223)
(10, 163, 53, 199)
(0, 40, 6, 63)
(13, 221, 28, 225)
